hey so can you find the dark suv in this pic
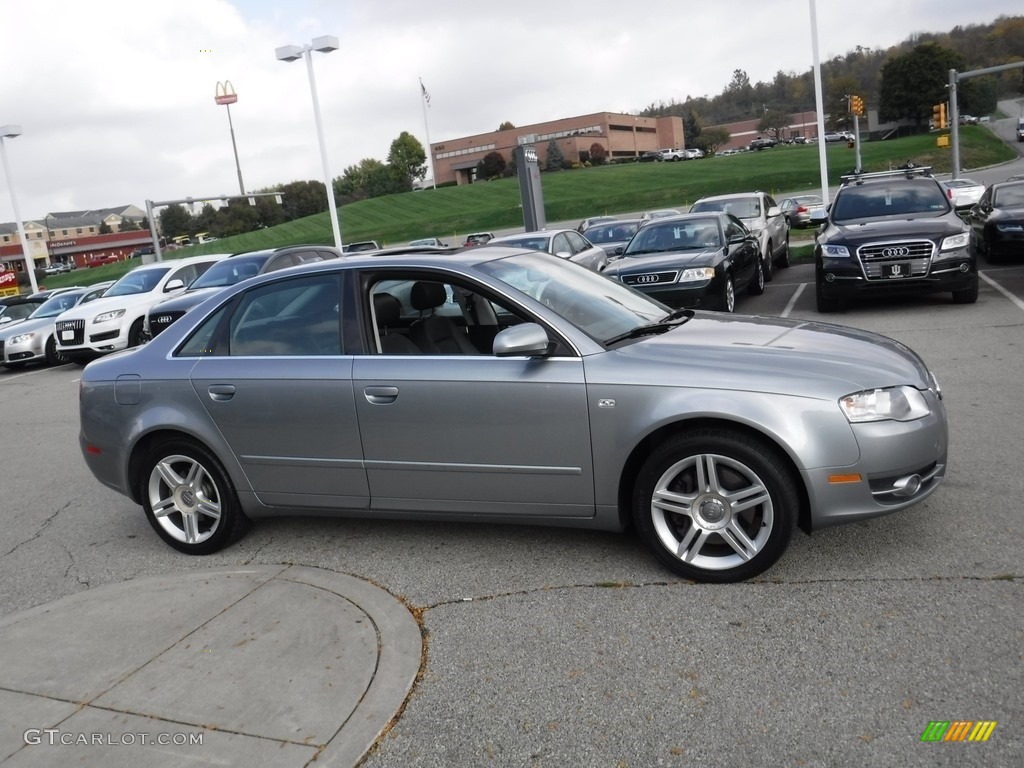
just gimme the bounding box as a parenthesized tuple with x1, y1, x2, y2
(812, 167, 977, 312)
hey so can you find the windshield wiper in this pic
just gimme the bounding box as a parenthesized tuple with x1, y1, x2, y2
(603, 309, 694, 346)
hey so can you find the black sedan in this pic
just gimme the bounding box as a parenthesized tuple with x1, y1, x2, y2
(602, 213, 764, 312)
(965, 180, 1024, 261)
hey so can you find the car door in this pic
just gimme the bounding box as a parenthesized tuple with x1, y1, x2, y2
(724, 216, 756, 286)
(351, 270, 595, 518)
(187, 272, 369, 510)
(566, 231, 607, 271)
(764, 195, 787, 256)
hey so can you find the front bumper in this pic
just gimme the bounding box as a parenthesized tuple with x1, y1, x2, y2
(56, 318, 130, 356)
(1, 334, 46, 364)
(628, 279, 724, 310)
(817, 252, 975, 300)
(804, 389, 947, 528)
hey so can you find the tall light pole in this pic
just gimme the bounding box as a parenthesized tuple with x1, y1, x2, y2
(215, 81, 246, 196)
(0, 125, 39, 295)
(275, 36, 343, 250)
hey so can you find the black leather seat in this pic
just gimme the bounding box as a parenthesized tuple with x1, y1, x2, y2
(408, 282, 480, 355)
(372, 293, 419, 354)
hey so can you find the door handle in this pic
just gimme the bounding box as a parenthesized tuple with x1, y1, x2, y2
(208, 384, 236, 401)
(364, 385, 399, 404)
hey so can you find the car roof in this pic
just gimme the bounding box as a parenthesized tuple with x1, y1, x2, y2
(694, 191, 764, 203)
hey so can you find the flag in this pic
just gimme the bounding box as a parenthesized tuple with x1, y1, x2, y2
(420, 79, 430, 108)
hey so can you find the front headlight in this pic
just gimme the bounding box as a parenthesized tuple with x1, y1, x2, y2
(678, 267, 716, 283)
(821, 244, 851, 258)
(9, 332, 35, 345)
(840, 386, 931, 423)
(940, 232, 969, 251)
(93, 309, 126, 324)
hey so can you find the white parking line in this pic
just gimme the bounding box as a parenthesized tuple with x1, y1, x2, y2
(780, 283, 806, 318)
(978, 271, 1024, 312)
(0, 363, 75, 384)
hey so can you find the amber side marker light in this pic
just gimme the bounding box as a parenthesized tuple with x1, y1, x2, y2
(828, 474, 862, 484)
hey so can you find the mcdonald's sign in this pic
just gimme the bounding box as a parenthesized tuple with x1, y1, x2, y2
(215, 80, 238, 105)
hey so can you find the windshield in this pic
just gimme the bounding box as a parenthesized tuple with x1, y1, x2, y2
(0, 303, 37, 323)
(104, 267, 171, 297)
(691, 197, 760, 219)
(584, 222, 640, 244)
(624, 218, 721, 256)
(993, 185, 1024, 208)
(832, 181, 950, 222)
(30, 291, 86, 319)
(478, 252, 665, 342)
(190, 255, 268, 289)
(495, 236, 551, 253)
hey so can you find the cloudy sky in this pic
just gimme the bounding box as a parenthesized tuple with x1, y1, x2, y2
(0, 0, 1019, 219)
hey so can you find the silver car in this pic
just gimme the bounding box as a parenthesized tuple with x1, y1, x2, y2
(79, 249, 948, 582)
(487, 229, 609, 272)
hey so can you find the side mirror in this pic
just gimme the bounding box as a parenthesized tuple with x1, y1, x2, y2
(493, 323, 552, 358)
(807, 207, 828, 225)
(767, 205, 782, 218)
(611, 245, 624, 256)
(554, 251, 572, 259)
(163, 279, 185, 292)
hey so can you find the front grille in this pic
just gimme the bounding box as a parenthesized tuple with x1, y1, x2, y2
(857, 239, 934, 280)
(56, 319, 85, 346)
(621, 271, 679, 286)
(149, 310, 185, 338)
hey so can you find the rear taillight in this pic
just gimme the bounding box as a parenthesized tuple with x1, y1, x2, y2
(797, 206, 808, 213)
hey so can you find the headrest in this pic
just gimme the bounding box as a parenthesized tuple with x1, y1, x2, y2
(373, 292, 402, 325)
(410, 281, 447, 311)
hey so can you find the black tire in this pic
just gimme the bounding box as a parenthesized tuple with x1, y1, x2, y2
(140, 438, 249, 555)
(127, 318, 146, 348)
(747, 257, 765, 296)
(719, 274, 736, 313)
(632, 429, 798, 582)
(952, 276, 979, 304)
(44, 335, 67, 365)
(815, 280, 842, 312)
(762, 241, 774, 282)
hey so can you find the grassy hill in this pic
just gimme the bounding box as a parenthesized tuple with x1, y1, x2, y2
(46, 126, 1015, 287)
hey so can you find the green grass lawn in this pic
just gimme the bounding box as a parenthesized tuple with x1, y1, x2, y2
(44, 126, 1014, 288)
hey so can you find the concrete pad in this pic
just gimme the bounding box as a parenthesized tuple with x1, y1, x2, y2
(0, 567, 286, 702)
(0, 565, 422, 767)
(4, 706, 318, 768)
(0, 690, 80, 762)
(94, 576, 378, 743)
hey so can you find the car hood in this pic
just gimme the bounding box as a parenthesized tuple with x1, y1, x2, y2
(0, 315, 55, 339)
(826, 216, 964, 243)
(605, 249, 719, 274)
(56, 290, 162, 321)
(150, 287, 224, 314)
(603, 312, 933, 397)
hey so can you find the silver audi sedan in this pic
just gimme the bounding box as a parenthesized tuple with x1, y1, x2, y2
(79, 247, 948, 582)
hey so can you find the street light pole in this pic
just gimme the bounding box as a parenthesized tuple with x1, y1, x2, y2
(275, 36, 343, 251)
(0, 125, 39, 295)
(215, 81, 246, 196)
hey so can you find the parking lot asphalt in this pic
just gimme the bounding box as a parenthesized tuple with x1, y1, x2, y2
(0, 261, 1021, 767)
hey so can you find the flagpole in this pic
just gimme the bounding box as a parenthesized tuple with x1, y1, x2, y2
(419, 77, 436, 189)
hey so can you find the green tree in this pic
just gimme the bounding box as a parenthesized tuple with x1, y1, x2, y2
(159, 204, 192, 239)
(757, 109, 790, 141)
(545, 139, 565, 171)
(387, 131, 427, 189)
(497, 121, 516, 131)
(98, 220, 112, 234)
(695, 127, 730, 156)
(476, 151, 507, 180)
(335, 159, 387, 203)
(683, 109, 703, 148)
(213, 198, 261, 237)
(277, 180, 328, 221)
(879, 42, 965, 127)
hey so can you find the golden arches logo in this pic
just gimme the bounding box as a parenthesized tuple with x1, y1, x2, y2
(215, 81, 237, 106)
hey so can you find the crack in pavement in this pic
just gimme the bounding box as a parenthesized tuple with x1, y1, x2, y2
(2, 499, 73, 559)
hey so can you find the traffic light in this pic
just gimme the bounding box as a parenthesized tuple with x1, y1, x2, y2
(933, 102, 947, 130)
(850, 95, 864, 116)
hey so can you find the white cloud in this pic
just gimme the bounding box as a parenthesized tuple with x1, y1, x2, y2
(0, 0, 1019, 219)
